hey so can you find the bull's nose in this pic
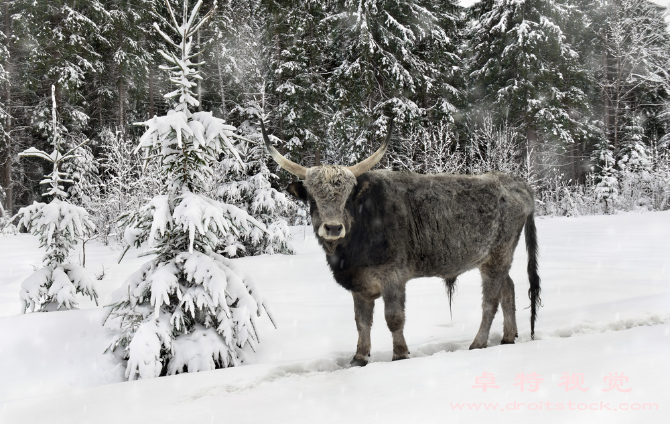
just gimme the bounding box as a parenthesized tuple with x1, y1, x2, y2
(324, 223, 344, 237)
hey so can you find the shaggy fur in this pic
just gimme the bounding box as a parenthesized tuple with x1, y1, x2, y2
(287, 168, 541, 366)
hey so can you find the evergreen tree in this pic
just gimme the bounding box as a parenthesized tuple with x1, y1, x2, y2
(11, 0, 107, 132)
(593, 137, 618, 213)
(325, 0, 463, 164)
(0, 12, 9, 215)
(106, 0, 274, 380)
(593, 0, 670, 154)
(265, 0, 330, 167)
(618, 113, 650, 174)
(468, 0, 594, 177)
(92, 0, 159, 134)
(6, 0, 109, 209)
(1, 0, 669, 220)
(213, 120, 297, 256)
(15, 86, 98, 312)
(208, 0, 305, 255)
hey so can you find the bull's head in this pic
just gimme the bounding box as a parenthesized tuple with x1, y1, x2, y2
(261, 119, 393, 253)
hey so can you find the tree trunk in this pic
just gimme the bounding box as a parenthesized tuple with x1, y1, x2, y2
(216, 55, 227, 120)
(149, 67, 155, 117)
(197, 30, 202, 112)
(572, 141, 579, 183)
(613, 54, 621, 150)
(275, 35, 284, 140)
(118, 79, 125, 133)
(526, 125, 538, 179)
(602, 32, 613, 148)
(2, 0, 12, 214)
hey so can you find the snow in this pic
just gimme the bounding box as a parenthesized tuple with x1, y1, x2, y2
(47, 266, 79, 310)
(1, 211, 669, 422)
(17, 267, 50, 313)
(16, 200, 93, 248)
(124, 314, 172, 380)
(63, 263, 98, 303)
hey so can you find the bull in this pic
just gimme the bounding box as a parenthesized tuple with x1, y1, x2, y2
(261, 120, 541, 366)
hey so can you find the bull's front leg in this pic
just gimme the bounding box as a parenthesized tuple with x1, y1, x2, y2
(351, 292, 375, 366)
(382, 283, 409, 361)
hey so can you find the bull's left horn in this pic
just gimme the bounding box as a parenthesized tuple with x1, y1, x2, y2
(347, 118, 394, 177)
(260, 119, 308, 179)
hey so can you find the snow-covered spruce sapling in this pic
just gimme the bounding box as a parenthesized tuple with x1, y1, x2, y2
(594, 141, 620, 214)
(106, 0, 275, 380)
(213, 120, 297, 257)
(15, 85, 98, 312)
(1, 188, 18, 236)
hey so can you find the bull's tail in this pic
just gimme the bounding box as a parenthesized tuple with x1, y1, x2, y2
(525, 213, 541, 340)
(443, 277, 457, 319)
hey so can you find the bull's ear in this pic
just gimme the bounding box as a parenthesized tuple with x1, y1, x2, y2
(286, 181, 308, 201)
(352, 180, 371, 202)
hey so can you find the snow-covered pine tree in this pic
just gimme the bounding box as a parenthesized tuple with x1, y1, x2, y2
(106, 0, 275, 380)
(209, 1, 303, 255)
(61, 134, 101, 208)
(468, 0, 594, 179)
(11, 0, 107, 138)
(5, 0, 110, 215)
(265, 0, 331, 166)
(617, 113, 653, 209)
(0, 187, 18, 236)
(14, 85, 98, 312)
(325, 0, 463, 165)
(593, 138, 619, 213)
(214, 119, 297, 257)
(593, 0, 670, 156)
(0, 29, 9, 217)
(618, 113, 651, 174)
(93, 0, 166, 134)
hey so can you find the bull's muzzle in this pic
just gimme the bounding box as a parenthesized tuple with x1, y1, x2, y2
(319, 222, 345, 240)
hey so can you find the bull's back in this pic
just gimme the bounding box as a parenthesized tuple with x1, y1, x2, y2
(368, 170, 532, 278)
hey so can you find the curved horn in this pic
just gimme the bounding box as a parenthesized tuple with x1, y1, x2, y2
(260, 119, 308, 179)
(347, 118, 394, 177)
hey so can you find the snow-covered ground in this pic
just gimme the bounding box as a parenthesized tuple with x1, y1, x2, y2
(1, 212, 669, 423)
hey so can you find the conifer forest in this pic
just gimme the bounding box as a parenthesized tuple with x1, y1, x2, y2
(1, 0, 669, 239)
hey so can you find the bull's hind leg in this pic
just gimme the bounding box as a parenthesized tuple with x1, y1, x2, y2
(500, 275, 518, 344)
(470, 254, 511, 350)
(351, 292, 375, 366)
(382, 281, 409, 361)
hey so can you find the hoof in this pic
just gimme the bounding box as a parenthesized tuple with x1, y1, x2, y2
(350, 356, 368, 367)
(469, 343, 486, 350)
(500, 340, 515, 345)
(392, 353, 409, 361)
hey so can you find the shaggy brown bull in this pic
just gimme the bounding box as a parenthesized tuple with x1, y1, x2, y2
(261, 120, 541, 366)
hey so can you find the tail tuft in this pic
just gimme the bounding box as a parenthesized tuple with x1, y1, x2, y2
(525, 213, 541, 339)
(443, 277, 457, 320)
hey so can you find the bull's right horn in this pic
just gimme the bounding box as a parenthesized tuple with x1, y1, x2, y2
(347, 118, 394, 177)
(260, 119, 308, 180)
